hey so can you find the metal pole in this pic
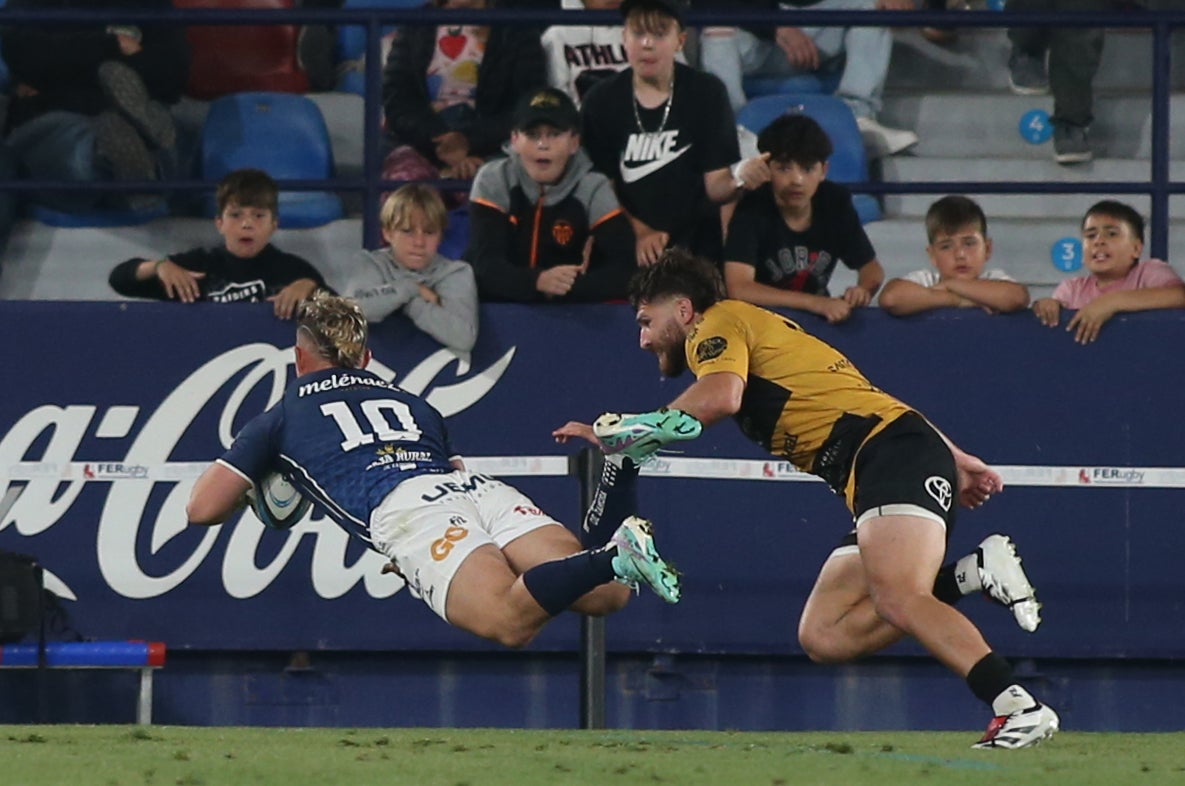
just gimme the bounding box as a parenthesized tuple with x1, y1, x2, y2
(1149, 21, 1171, 262)
(573, 448, 606, 729)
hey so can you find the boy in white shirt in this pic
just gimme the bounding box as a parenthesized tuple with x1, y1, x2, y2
(879, 195, 1030, 317)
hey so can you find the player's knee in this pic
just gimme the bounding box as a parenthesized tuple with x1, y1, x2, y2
(486, 620, 539, 649)
(798, 620, 850, 664)
(868, 587, 917, 632)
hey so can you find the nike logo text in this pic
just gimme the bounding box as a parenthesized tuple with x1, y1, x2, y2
(620, 131, 690, 183)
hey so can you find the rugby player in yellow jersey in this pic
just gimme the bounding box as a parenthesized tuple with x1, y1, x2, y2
(554, 249, 1058, 749)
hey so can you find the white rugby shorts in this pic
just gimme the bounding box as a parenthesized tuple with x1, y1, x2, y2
(369, 470, 559, 621)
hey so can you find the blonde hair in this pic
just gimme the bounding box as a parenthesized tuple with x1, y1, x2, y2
(380, 183, 448, 235)
(296, 292, 369, 369)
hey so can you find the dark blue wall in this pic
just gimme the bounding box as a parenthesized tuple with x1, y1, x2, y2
(1, 303, 1183, 730)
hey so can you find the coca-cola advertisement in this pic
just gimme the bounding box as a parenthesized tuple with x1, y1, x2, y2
(0, 302, 668, 652)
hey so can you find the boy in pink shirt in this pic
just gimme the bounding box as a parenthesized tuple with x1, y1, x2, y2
(1033, 200, 1185, 344)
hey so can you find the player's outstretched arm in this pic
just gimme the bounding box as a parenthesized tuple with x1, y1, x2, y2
(187, 463, 252, 526)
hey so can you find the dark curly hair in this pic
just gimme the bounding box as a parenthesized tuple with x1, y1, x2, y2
(627, 248, 726, 312)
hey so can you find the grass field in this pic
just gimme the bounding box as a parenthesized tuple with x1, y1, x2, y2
(4, 726, 1185, 786)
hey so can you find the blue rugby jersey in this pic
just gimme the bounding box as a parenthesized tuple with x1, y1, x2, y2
(218, 367, 456, 546)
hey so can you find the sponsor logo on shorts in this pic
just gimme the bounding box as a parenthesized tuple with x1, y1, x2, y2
(421, 473, 492, 502)
(430, 521, 470, 561)
(513, 505, 543, 516)
(695, 336, 728, 363)
(924, 476, 952, 511)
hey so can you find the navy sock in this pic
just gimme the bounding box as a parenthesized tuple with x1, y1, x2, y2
(966, 652, 1016, 707)
(520, 547, 618, 617)
(582, 455, 639, 549)
(933, 563, 963, 605)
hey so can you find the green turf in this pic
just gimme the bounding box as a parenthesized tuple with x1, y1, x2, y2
(3, 727, 1185, 786)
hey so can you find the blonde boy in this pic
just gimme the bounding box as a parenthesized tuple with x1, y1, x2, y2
(342, 183, 478, 353)
(879, 195, 1029, 317)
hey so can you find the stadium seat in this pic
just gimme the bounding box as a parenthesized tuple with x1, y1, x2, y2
(200, 92, 344, 228)
(175, 0, 309, 100)
(742, 71, 841, 101)
(736, 93, 881, 224)
(334, 0, 420, 96)
(438, 206, 469, 261)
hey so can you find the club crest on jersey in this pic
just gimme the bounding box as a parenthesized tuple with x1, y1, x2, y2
(925, 476, 952, 512)
(696, 336, 728, 362)
(552, 220, 574, 246)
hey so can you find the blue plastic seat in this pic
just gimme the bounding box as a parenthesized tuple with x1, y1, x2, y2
(438, 206, 469, 261)
(200, 92, 344, 228)
(335, 0, 424, 95)
(736, 93, 881, 224)
(742, 71, 841, 101)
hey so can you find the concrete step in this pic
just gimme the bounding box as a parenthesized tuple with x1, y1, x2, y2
(887, 26, 1185, 95)
(878, 157, 1180, 219)
(880, 91, 1185, 159)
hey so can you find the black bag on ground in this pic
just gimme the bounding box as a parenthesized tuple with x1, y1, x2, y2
(0, 550, 42, 644)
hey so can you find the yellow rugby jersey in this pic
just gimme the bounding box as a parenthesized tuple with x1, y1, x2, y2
(685, 300, 913, 506)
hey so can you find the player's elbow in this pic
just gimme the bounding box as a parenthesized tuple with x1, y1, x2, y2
(186, 496, 225, 527)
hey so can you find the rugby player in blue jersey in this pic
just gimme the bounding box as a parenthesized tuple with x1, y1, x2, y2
(187, 293, 679, 647)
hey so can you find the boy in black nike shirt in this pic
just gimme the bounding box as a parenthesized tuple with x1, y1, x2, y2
(108, 169, 326, 319)
(580, 0, 767, 266)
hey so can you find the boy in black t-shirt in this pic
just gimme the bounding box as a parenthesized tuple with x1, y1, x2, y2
(580, 0, 768, 266)
(723, 113, 883, 324)
(108, 169, 326, 319)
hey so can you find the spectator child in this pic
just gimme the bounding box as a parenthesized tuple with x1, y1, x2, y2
(722, 112, 883, 324)
(107, 169, 324, 319)
(342, 183, 478, 353)
(580, 0, 767, 266)
(467, 86, 636, 302)
(381, 0, 546, 183)
(1033, 200, 1185, 344)
(879, 195, 1030, 316)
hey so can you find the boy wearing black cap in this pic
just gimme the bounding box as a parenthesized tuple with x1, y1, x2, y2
(465, 86, 637, 303)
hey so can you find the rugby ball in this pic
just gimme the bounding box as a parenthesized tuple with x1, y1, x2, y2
(246, 472, 312, 530)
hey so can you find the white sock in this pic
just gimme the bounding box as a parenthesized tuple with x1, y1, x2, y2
(992, 684, 1037, 716)
(954, 552, 982, 595)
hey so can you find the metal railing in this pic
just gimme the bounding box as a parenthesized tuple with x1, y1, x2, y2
(0, 6, 1179, 254)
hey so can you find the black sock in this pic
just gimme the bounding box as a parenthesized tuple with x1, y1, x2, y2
(520, 547, 617, 617)
(933, 563, 963, 605)
(581, 455, 639, 549)
(966, 652, 1016, 707)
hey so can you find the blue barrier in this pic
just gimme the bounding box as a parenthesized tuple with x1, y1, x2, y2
(0, 302, 1182, 660)
(0, 640, 166, 723)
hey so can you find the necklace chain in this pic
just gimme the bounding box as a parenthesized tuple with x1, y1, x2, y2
(632, 77, 674, 136)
